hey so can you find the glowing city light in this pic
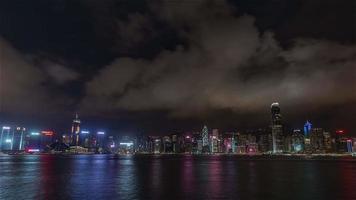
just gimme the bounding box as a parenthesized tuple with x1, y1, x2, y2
(97, 131, 105, 135)
(41, 131, 54, 136)
(119, 142, 133, 146)
(16, 127, 21, 130)
(110, 144, 115, 148)
(81, 130, 90, 134)
(28, 149, 40, 152)
(5, 139, 12, 143)
(336, 130, 345, 134)
(31, 132, 40, 136)
(2, 126, 10, 130)
(186, 136, 190, 139)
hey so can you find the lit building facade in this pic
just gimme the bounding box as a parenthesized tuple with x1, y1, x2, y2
(310, 128, 325, 153)
(0, 126, 12, 151)
(201, 125, 209, 152)
(271, 102, 284, 153)
(71, 113, 81, 146)
(291, 129, 304, 153)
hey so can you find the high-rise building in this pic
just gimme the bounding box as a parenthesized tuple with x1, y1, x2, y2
(304, 121, 312, 136)
(310, 128, 324, 153)
(231, 132, 238, 153)
(171, 134, 178, 153)
(257, 129, 271, 153)
(26, 131, 41, 151)
(80, 130, 90, 147)
(201, 125, 209, 148)
(271, 102, 284, 153)
(71, 113, 81, 146)
(162, 136, 172, 153)
(323, 132, 333, 153)
(210, 129, 220, 153)
(154, 138, 161, 154)
(13, 127, 26, 151)
(0, 126, 12, 151)
(236, 133, 247, 154)
(41, 130, 55, 150)
(291, 129, 304, 153)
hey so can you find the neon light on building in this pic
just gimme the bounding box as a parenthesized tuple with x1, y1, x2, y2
(81, 130, 90, 134)
(97, 131, 105, 135)
(31, 132, 40, 136)
(41, 131, 54, 136)
(28, 149, 40, 152)
(2, 126, 10, 130)
(304, 121, 312, 136)
(5, 139, 12, 143)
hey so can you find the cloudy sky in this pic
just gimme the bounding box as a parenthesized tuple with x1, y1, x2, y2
(0, 0, 355, 135)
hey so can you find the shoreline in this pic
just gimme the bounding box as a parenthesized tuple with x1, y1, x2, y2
(1, 152, 356, 161)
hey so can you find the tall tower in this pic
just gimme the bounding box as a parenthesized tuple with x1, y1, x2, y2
(71, 113, 81, 146)
(271, 102, 283, 153)
(0, 126, 11, 151)
(304, 121, 312, 136)
(201, 125, 209, 147)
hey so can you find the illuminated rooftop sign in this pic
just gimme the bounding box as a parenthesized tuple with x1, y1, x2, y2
(2, 126, 10, 130)
(81, 130, 90, 134)
(41, 131, 54, 136)
(97, 131, 105, 135)
(31, 132, 40, 136)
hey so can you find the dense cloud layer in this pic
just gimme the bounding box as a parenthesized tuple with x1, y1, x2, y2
(0, 38, 78, 115)
(81, 1, 356, 118)
(0, 0, 355, 131)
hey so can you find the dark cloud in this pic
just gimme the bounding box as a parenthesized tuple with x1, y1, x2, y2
(0, 38, 49, 113)
(81, 1, 356, 121)
(0, 38, 79, 116)
(44, 62, 80, 85)
(0, 0, 355, 133)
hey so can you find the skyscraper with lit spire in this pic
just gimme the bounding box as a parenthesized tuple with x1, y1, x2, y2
(271, 102, 283, 153)
(71, 113, 81, 146)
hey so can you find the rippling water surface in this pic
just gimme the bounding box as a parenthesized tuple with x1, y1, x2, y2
(1, 155, 356, 200)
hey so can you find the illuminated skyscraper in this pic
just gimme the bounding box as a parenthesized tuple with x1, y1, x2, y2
(310, 128, 325, 153)
(291, 129, 304, 152)
(210, 129, 219, 153)
(0, 126, 12, 151)
(271, 102, 284, 153)
(13, 127, 26, 151)
(201, 125, 209, 151)
(304, 121, 312, 136)
(71, 113, 81, 146)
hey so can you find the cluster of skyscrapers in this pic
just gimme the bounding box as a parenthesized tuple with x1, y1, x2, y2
(128, 103, 355, 155)
(0, 103, 355, 155)
(0, 114, 109, 154)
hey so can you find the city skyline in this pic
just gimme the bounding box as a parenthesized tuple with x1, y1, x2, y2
(0, 0, 355, 135)
(0, 101, 354, 137)
(1, 102, 354, 155)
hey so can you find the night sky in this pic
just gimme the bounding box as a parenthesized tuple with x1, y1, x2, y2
(0, 0, 355, 135)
